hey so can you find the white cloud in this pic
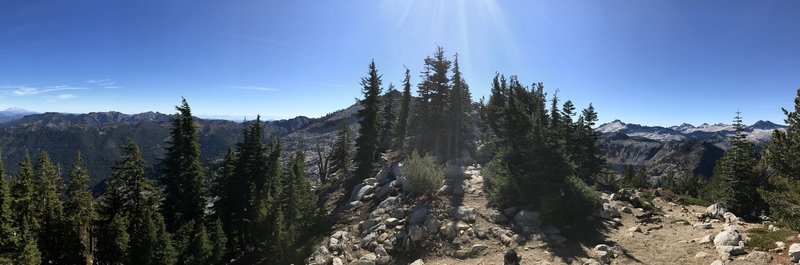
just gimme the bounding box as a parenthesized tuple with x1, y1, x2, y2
(56, 94, 77, 99)
(2, 85, 88, 96)
(87, 78, 119, 88)
(230, 86, 279, 92)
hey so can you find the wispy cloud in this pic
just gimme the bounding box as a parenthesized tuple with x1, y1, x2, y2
(230, 86, 279, 92)
(56, 94, 77, 99)
(1, 85, 88, 96)
(87, 78, 120, 89)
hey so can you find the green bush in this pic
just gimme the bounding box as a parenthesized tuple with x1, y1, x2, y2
(677, 195, 711, 207)
(552, 176, 602, 225)
(483, 156, 513, 207)
(746, 226, 797, 250)
(405, 151, 444, 196)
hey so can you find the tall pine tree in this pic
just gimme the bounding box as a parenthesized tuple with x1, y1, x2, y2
(63, 153, 96, 265)
(161, 98, 207, 232)
(394, 67, 412, 152)
(760, 88, 800, 229)
(353, 60, 382, 181)
(0, 151, 18, 263)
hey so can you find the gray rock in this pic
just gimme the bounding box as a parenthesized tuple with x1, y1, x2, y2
(364, 177, 379, 186)
(349, 183, 365, 202)
(332, 230, 348, 240)
(375, 169, 392, 185)
(455, 206, 476, 223)
(376, 255, 391, 265)
(355, 253, 377, 265)
(397, 175, 414, 194)
(716, 245, 745, 256)
(352, 184, 376, 202)
(500, 234, 512, 245)
(332, 257, 343, 265)
(361, 232, 377, 248)
(790, 243, 800, 262)
(391, 207, 406, 219)
(693, 223, 712, 229)
(374, 245, 388, 256)
(409, 259, 424, 265)
(722, 212, 738, 223)
(306, 246, 331, 265)
(423, 218, 440, 234)
(621, 206, 633, 214)
(694, 251, 711, 259)
(385, 217, 400, 226)
(377, 196, 401, 209)
(409, 206, 428, 225)
(359, 219, 379, 233)
(599, 203, 621, 219)
(745, 251, 772, 264)
(697, 233, 716, 244)
(710, 260, 724, 265)
(373, 182, 394, 200)
(513, 210, 541, 233)
(705, 203, 727, 219)
(713, 228, 741, 247)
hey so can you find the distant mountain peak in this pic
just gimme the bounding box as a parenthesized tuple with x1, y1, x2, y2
(2, 107, 35, 114)
(750, 120, 783, 130)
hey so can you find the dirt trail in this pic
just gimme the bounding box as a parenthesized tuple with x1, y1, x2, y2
(422, 166, 767, 265)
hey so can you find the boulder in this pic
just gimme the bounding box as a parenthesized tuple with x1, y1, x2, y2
(592, 244, 613, 264)
(697, 233, 716, 244)
(385, 217, 400, 226)
(359, 219, 380, 233)
(513, 210, 541, 233)
(713, 228, 741, 247)
(455, 206, 477, 223)
(705, 203, 727, 219)
(306, 246, 331, 265)
(355, 253, 377, 265)
(409, 259, 424, 265)
(377, 196, 401, 209)
(710, 260, 724, 265)
(599, 203, 621, 219)
(364, 177, 379, 186)
(409, 206, 428, 225)
(352, 184, 376, 202)
(373, 182, 394, 200)
(454, 244, 489, 259)
(374, 245, 388, 256)
(722, 212, 739, 223)
(716, 245, 745, 256)
(745, 251, 772, 264)
(621, 206, 633, 214)
(790, 243, 800, 263)
(332, 257, 344, 265)
(627, 226, 641, 233)
(375, 169, 392, 185)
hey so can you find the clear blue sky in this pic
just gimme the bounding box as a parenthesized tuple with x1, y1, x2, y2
(1, 1, 799, 125)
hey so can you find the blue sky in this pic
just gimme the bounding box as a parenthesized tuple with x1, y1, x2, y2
(1, 1, 799, 125)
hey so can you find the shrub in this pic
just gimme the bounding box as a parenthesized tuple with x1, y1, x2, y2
(746, 226, 797, 250)
(552, 176, 602, 225)
(405, 151, 444, 196)
(483, 155, 513, 207)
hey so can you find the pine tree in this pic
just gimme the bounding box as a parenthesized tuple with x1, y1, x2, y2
(161, 98, 207, 232)
(63, 153, 96, 265)
(631, 166, 649, 189)
(212, 147, 236, 250)
(0, 151, 19, 263)
(11, 154, 38, 241)
(394, 67, 412, 152)
(412, 47, 451, 157)
(622, 164, 635, 185)
(208, 219, 227, 265)
(353, 60, 382, 181)
(95, 214, 129, 265)
(760, 88, 800, 229)
(331, 123, 353, 177)
(182, 223, 211, 265)
(16, 235, 41, 265)
(33, 151, 66, 264)
(379, 84, 396, 152)
(446, 54, 473, 161)
(227, 117, 269, 250)
(710, 111, 757, 216)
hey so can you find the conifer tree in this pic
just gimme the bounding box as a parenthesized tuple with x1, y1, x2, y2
(208, 219, 227, 265)
(11, 154, 38, 242)
(631, 166, 649, 189)
(0, 151, 18, 263)
(331, 123, 353, 177)
(760, 88, 800, 229)
(182, 223, 211, 265)
(379, 84, 396, 152)
(446, 54, 473, 161)
(710, 111, 757, 216)
(354, 60, 382, 181)
(394, 67, 412, 152)
(228, 117, 269, 250)
(412, 47, 451, 156)
(161, 98, 206, 232)
(33, 151, 66, 264)
(63, 153, 96, 265)
(212, 147, 236, 245)
(95, 214, 129, 265)
(16, 235, 41, 265)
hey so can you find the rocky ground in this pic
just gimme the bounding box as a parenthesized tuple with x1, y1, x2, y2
(305, 164, 800, 265)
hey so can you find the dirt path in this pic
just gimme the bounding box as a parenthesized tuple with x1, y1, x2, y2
(422, 166, 768, 265)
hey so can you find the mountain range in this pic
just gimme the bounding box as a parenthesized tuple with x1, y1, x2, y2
(0, 99, 787, 191)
